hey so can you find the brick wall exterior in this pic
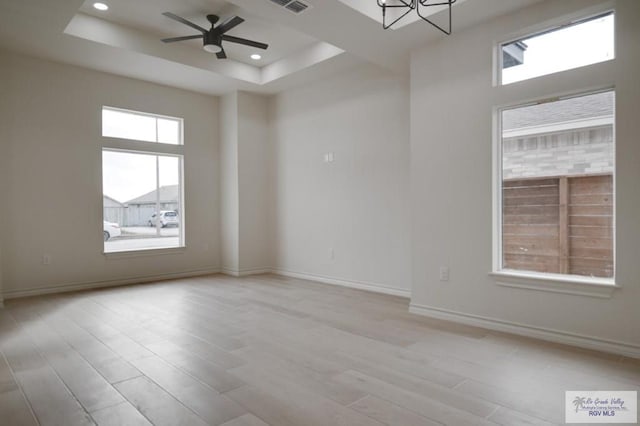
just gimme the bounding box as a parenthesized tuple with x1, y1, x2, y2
(503, 125, 613, 179)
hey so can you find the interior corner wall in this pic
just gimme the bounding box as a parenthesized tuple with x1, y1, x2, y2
(410, 0, 640, 350)
(0, 69, 5, 305)
(220, 92, 240, 273)
(237, 92, 271, 273)
(0, 167, 4, 304)
(0, 130, 4, 305)
(0, 50, 221, 298)
(269, 64, 412, 294)
(0, 244, 3, 305)
(219, 91, 271, 275)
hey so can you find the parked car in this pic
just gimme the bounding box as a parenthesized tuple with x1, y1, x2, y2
(103, 221, 121, 241)
(148, 211, 179, 228)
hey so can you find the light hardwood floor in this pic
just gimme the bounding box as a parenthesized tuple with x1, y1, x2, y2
(0, 274, 638, 425)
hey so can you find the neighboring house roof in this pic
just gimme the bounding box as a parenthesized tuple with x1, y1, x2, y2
(103, 194, 124, 207)
(502, 41, 527, 69)
(126, 185, 179, 204)
(503, 91, 613, 131)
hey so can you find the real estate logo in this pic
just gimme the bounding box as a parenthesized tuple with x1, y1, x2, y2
(566, 391, 637, 423)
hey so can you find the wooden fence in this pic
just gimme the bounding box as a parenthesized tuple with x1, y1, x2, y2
(503, 174, 613, 278)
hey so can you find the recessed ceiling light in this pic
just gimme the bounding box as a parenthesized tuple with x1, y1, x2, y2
(250, 54, 261, 60)
(93, 2, 109, 11)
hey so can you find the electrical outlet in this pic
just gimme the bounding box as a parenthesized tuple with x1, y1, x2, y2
(43, 254, 52, 265)
(439, 266, 449, 281)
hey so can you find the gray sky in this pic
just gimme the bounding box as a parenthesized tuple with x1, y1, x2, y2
(103, 150, 179, 203)
(502, 14, 613, 84)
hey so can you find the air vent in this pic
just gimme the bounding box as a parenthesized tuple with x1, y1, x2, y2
(266, 0, 312, 14)
(285, 1, 309, 13)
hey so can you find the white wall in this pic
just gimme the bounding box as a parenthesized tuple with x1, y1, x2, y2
(0, 244, 3, 305)
(219, 91, 271, 275)
(0, 60, 7, 303)
(0, 73, 5, 303)
(0, 122, 4, 304)
(269, 64, 412, 294)
(237, 92, 271, 273)
(410, 0, 640, 351)
(220, 92, 240, 273)
(0, 51, 221, 297)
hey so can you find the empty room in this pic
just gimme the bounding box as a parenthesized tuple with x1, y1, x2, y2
(0, 0, 638, 425)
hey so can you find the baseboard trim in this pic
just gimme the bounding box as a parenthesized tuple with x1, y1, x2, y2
(3, 266, 410, 300)
(409, 303, 640, 359)
(272, 268, 411, 298)
(221, 267, 272, 277)
(2, 267, 221, 300)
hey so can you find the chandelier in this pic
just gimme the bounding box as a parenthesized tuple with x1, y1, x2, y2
(377, 0, 456, 34)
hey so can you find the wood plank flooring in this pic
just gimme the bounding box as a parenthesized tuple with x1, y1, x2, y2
(0, 274, 637, 425)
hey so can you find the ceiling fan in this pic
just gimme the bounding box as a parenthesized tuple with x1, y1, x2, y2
(161, 12, 268, 59)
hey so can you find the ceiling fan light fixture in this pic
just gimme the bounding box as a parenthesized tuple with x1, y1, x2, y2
(93, 2, 109, 11)
(378, 0, 456, 34)
(203, 43, 223, 54)
(161, 12, 268, 60)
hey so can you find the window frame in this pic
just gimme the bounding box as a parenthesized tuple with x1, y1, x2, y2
(495, 8, 616, 86)
(101, 106, 186, 256)
(491, 89, 618, 298)
(102, 105, 184, 145)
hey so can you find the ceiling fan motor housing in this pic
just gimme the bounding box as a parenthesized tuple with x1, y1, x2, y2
(203, 32, 222, 53)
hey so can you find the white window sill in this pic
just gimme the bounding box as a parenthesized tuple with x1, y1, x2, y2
(104, 246, 186, 259)
(490, 270, 618, 298)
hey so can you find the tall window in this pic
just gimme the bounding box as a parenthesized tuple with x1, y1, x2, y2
(498, 91, 615, 280)
(101, 107, 184, 253)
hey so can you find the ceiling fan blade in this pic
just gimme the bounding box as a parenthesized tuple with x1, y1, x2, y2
(161, 35, 203, 43)
(221, 35, 268, 49)
(216, 49, 227, 59)
(214, 16, 244, 34)
(162, 12, 207, 34)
